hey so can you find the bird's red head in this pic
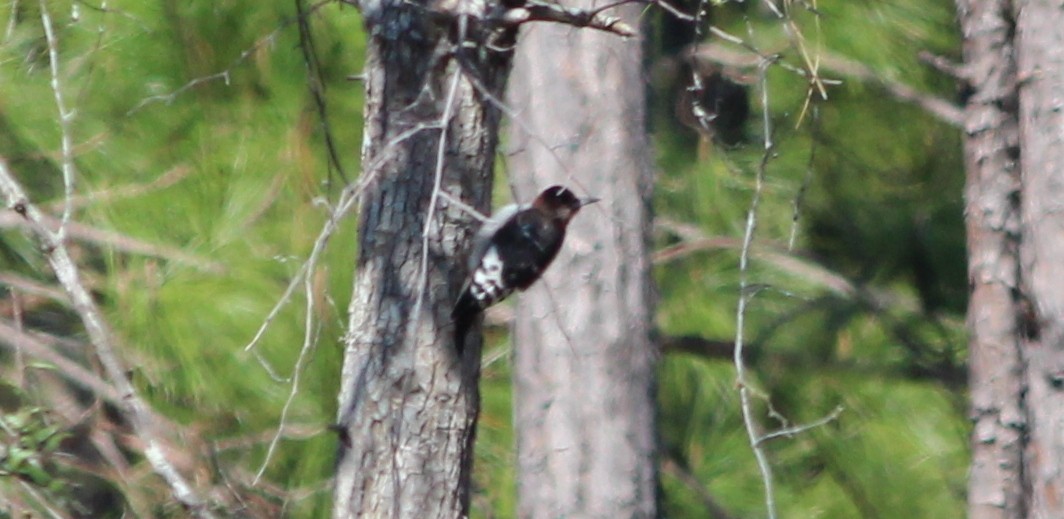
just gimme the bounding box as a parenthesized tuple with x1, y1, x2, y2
(533, 185, 600, 223)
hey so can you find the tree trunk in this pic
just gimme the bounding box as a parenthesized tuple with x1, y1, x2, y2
(961, 0, 1064, 517)
(1013, 0, 1064, 516)
(507, 9, 659, 518)
(958, 1, 1025, 517)
(331, 1, 512, 516)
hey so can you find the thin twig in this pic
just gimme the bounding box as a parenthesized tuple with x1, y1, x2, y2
(243, 261, 308, 356)
(789, 105, 818, 250)
(4, 0, 18, 41)
(252, 187, 360, 484)
(0, 211, 225, 273)
(760, 0, 783, 18)
(0, 319, 123, 406)
(457, 58, 575, 182)
(252, 289, 324, 484)
(756, 405, 844, 445)
(126, 0, 334, 115)
(242, 120, 437, 372)
(0, 273, 70, 305)
(650, 232, 857, 298)
(17, 480, 69, 519)
(649, 0, 694, 21)
(411, 55, 463, 326)
(295, 0, 348, 186)
(689, 41, 963, 127)
(44, 165, 192, 212)
(917, 50, 966, 81)
(686, 0, 711, 133)
(817, 51, 963, 127)
(39, 0, 77, 241)
(733, 58, 778, 519)
(11, 290, 27, 389)
(438, 190, 489, 222)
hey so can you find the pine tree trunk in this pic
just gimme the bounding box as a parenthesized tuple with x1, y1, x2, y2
(961, 0, 1064, 517)
(331, 1, 512, 515)
(1013, 0, 1064, 515)
(958, 0, 1025, 517)
(507, 9, 659, 518)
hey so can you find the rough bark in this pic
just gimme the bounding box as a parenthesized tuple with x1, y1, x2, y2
(961, 0, 1064, 517)
(331, 0, 512, 515)
(957, 1, 1026, 517)
(507, 8, 659, 518)
(1014, 0, 1064, 516)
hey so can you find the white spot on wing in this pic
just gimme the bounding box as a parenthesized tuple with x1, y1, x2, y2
(470, 247, 510, 307)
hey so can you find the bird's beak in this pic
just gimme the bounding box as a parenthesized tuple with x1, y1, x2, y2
(579, 197, 601, 208)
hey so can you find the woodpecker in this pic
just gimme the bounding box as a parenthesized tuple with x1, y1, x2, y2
(452, 185, 599, 350)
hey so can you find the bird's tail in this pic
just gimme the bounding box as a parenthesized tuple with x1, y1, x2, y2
(451, 289, 483, 354)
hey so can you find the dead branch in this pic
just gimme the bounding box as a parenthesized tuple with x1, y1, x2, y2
(917, 50, 966, 81)
(690, 43, 964, 127)
(0, 273, 69, 306)
(44, 165, 192, 212)
(734, 58, 778, 519)
(296, 0, 349, 185)
(755, 405, 844, 446)
(496, 0, 636, 37)
(39, 0, 77, 240)
(654, 218, 857, 298)
(0, 319, 122, 405)
(0, 156, 215, 518)
(126, 0, 334, 114)
(0, 209, 225, 273)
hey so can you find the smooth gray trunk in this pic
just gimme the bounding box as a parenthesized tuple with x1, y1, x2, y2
(507, 8, 659, 518)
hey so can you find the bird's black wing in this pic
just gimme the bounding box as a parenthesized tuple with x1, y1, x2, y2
(493, 210, 564, 290)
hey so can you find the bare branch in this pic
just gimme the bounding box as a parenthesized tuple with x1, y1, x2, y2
(756, 405, 844, 446)
(817, 51, 963, 127)
(243, 118, 439, 366)
(251, 187, 360, 483)
(690, 43, 964, 127)
(0, 156, 215, 518)
(4, 0, 17, 41)
(0, 319, 129, 408)
(0, 273, 70, 305)
(497, 0, 636, 37)
(39, 0, 77, 241)
(126, 0, 334, 114)
(295, 0, 349, 185)
(246, 118, 428, 478)
(411, 64, 463, 324)
(648, 0, 694, 21)
(653, 219, 857, 298)
(917, 50, 966, 81)
(438, 190, 489, 222)
(243, 122, 417, 357)
(0, 210, 225, 273)
(733, 58, 778, 519)
(789, 106, 818, 250)
(458, 60, 576, 179)
(44, 165, 192, 212)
